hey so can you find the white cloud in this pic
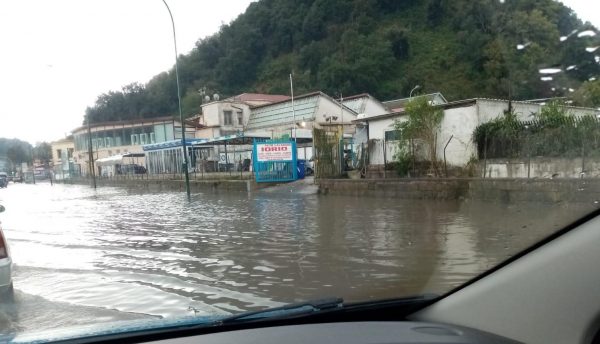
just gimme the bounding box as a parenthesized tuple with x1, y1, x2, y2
(0, 0, 253, 143)
(0, 0, 597, 144)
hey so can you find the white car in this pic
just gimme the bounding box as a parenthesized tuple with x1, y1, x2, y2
(0, 205, 13, 297)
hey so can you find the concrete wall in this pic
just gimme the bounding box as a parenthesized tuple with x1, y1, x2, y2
(481, 158, 600, 178)
(81, 178, 254, 193)
(368, 117, 395, 141)
(436, 104, 478, 166)
(317, 178, 600, 203)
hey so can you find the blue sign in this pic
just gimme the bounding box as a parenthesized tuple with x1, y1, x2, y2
(252, 139, 297, 183)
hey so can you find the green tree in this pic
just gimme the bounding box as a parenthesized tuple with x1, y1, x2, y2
(81, 0, 597, 124)
(393, 96, 444, 176)
(573, 80, 600, 108)
(33, 142, 52, 165)
(0, 138, 32, 166)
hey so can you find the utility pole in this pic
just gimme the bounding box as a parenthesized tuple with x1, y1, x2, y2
(87, 116, 97, 189)
(290, 73, 296, 142)
(162, 0, 191, 200)
(30, 147, 36, 185)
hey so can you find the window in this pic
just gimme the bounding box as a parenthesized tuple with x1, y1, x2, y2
(150, 132, 156, 144)
(385, 130, 402, 141)
(223, 110, 233, 125)
(56, 149, 62, 160)
(105, 137, 112, 147)
(140, 133, 148, 145)
(237, 111, 243, 126)
(131, 134, 139, 145)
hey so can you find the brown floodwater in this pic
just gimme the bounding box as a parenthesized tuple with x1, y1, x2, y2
(0, 182, 596, 335)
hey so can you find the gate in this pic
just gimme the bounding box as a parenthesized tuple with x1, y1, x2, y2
(313, 126, 343, 178)
(253, 139, 298, 182)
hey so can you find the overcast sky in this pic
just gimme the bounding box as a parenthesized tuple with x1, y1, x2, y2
(0, 0, 598, 144)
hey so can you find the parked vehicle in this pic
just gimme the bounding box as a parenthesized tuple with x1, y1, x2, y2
(0, 205, 13, 299)
(118, 164, 147, 175)
(0, 173, 8, 188)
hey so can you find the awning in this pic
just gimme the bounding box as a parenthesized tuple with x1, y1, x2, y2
(96, 153, 145, 166)
(192, 130, 312, 146)
(142, 139, 206, 151)
(192, 132, 271, 146)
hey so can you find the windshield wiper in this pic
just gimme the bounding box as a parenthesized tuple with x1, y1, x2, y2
(217, 297, 344, 325)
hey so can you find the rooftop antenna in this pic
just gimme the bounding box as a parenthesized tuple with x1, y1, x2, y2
(290, 73, 296, 142)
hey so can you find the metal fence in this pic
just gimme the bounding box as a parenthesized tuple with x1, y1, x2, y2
(313, 127, 343, 179)
(252, 139, 297, 183)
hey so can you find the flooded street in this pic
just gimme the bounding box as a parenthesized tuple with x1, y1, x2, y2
(0, 182, 595, 336)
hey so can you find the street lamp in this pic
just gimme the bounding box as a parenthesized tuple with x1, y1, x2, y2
(161, 0, 191, 200)
(409, 85, 421, 98)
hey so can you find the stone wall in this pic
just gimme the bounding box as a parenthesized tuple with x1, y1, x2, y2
(318, 178, 600, 203)
(71, 178, 268, 193)
(480, 158, 600, 179)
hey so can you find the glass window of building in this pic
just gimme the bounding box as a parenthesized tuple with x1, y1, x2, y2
(140, 133, 148, 145)
(224, 111, 233, 125)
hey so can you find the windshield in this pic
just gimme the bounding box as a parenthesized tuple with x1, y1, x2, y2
(0, 0, 599, 341)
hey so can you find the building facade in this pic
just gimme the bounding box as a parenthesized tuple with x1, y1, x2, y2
(71, 117, 195, 176)
(363, 98, 600, 168)
(50, 136, 76, 178)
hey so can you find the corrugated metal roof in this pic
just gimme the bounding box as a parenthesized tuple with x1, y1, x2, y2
(246, 94, 320, 130)
(226, 93, 290, 103)
(382, 92, 448, 112)
(343, 96, 369, 114)
(142, 139, 206, 151)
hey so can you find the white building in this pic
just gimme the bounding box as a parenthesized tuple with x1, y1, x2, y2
(358, 93, 448, 165)
(343, 93, 389, 146)
(362, 97, 600, 168)
(195, 93, 290, 139)
(246, 91, 357, 134)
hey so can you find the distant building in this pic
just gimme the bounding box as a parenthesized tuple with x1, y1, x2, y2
(71, 117, 195, 176)
(50, 136, 76, 178)
(246, 91, 357, 135)
(195, 93, 290, 140)
(50, 136, 74, 167)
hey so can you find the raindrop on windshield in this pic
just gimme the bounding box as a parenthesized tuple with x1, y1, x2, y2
(566, 65, 577, 71)
(569, 88, 575, 92)
(516, 42, 530, 50)
(590, 77, 597, 81)
(538, 68, 562, 75)
(560, 36, 568, 42)
(586, 46, 600, 53)
(540, 76, 553, 82)
(578, 30, 597, 38)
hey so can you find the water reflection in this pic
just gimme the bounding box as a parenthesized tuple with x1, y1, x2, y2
(0, 183, 595, 334)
